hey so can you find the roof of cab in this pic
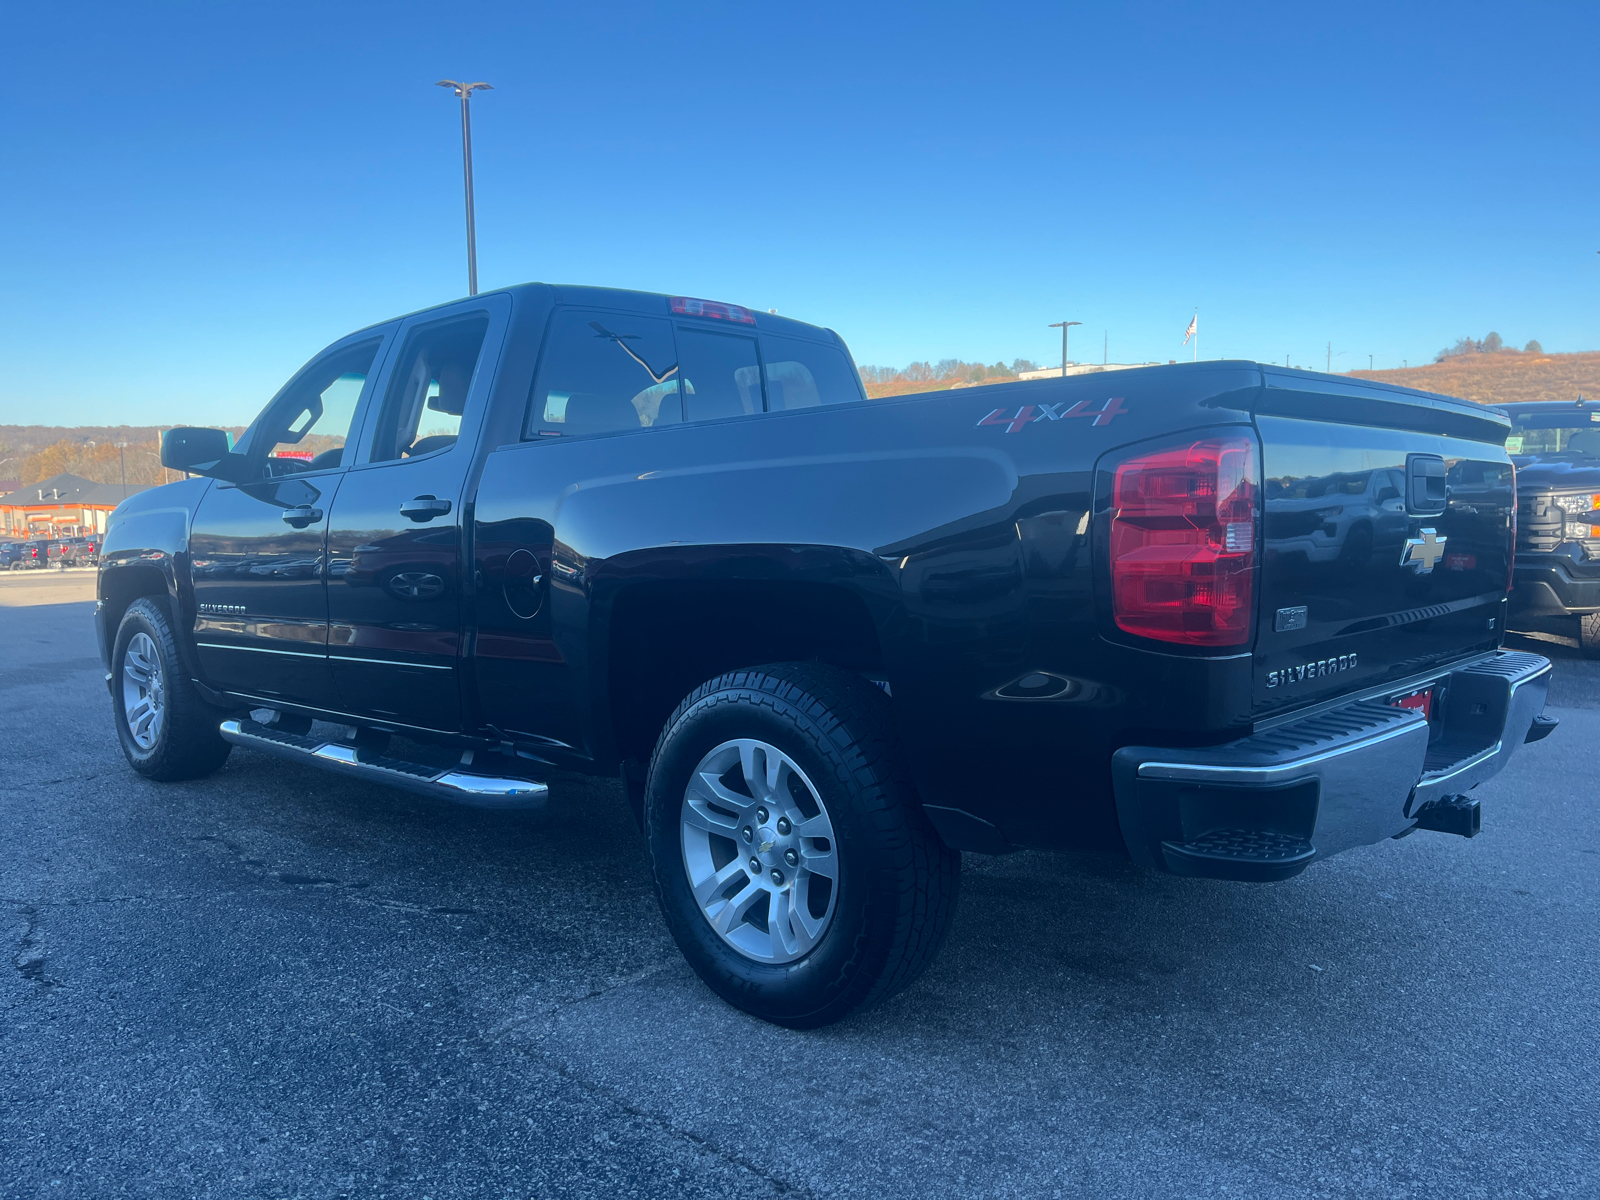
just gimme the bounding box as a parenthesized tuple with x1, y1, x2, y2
(356, 282, 845, 346)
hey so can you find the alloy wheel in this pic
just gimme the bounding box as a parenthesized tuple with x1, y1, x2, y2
(122, 632, 166, 750)
(679, 738, 839, 964)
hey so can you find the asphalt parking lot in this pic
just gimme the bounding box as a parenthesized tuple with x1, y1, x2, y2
(3, 570, 1597, 1199)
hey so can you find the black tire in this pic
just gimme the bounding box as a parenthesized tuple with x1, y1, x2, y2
(644, 662, 961, 1029)
(1581, 612, 1600, 660)
(111, 597, 232, 781)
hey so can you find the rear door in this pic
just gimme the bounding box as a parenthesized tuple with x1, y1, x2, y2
(1253, 378, 1514, 718)
(323, 295, 508, 730)
(189, 330, 392, 708)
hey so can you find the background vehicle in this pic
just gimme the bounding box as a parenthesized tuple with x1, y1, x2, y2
(1502, 399, 1600, 656)
(97, 284, 1556, 1027)
(61, 536, 101, 567)
(11, 539, 62, 570)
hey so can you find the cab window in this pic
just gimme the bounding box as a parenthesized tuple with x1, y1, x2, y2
(526, 310, 682, 438)
(255, 337, 384, 476)
(759, 333, 864, 410)
(678, 329, 763, 422)
(369, 313, 491, 462)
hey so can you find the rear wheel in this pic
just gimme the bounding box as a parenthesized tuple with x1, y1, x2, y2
(644, 663, 960, 1028)
(112, 598, 232, 780)
(1580, 612, 1600, 659)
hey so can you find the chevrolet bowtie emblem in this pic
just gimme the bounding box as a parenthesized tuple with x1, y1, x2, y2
(1401, 528, 1447, 573)
(758, 841, 775, 853)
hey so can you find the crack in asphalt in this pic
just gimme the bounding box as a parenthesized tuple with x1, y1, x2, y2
(12, 771, 115, 788)
(521, 1041, 817, 1197)
(190, 832, 486, 919)
(478, 962, 816, 1195)
(11, 904, 58, 989)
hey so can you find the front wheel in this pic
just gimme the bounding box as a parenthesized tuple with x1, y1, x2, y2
(1581, 612, 1600, 660)
(112, 597, 232, 780)
(644, 663, 960, 1028)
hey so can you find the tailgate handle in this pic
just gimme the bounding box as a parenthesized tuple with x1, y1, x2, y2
(1406, 454, 1447, 515)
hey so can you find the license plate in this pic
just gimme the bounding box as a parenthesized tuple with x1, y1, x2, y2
(1392, 688, 1434, 722)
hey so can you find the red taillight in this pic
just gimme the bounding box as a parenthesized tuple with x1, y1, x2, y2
(669, 296, 756, 325)
(1110, 433, 1258, 646)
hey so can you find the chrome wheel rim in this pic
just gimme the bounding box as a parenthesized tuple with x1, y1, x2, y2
(680, 739, 839, 965)
(121, 632, 166, 750)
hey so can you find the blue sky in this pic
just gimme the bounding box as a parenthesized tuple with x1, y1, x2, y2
(2, 0, 1596, 426)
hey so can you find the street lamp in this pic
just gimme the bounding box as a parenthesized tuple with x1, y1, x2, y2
(1049, 321, 1081, 378)
(436, 79, 494, 296)
(115, 442, 128, 491)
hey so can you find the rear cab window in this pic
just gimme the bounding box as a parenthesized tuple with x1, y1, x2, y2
(758, 332, 864, 410)
(526, 310, 682, 439)
(524, 302, 866, 442)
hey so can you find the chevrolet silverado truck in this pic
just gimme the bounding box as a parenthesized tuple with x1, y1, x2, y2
(1502, 398, 1600, 656)
(97, 284, 1558, 1027)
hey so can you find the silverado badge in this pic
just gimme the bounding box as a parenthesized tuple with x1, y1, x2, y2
(1401, 528, 1447, 574)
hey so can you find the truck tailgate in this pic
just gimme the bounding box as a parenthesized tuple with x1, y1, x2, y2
(1252, 374, 1514, 719)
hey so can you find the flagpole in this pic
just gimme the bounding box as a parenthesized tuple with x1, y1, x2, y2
(1193, 309, 1198, 362)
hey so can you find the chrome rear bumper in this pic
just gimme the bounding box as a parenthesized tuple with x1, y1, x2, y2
(1112, 651, 1553, 880)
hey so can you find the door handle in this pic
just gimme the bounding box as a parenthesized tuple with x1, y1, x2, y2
(280, 505, 323, 529)
(400, 495, 452, 522)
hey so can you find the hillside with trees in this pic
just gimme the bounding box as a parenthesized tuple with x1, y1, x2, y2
(0, 425, 244, 487)
(1350, 341, 1600, 407)
(859, 359, 1040, 399)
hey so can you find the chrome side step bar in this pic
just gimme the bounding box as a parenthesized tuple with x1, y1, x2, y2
(219, 719, 549, 810)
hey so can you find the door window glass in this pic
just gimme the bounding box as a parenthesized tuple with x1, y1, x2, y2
(759, 333, 865, 410)
(678, 330, 763, 423)
(526, 311, 681, 438)
(369, 313, 490, 462)
(256, 338, 383, 476)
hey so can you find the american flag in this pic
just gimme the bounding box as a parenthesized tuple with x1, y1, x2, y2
(1183, 313, 1198, 345)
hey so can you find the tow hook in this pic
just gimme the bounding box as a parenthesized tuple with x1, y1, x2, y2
(1412, 794, 1481, 839)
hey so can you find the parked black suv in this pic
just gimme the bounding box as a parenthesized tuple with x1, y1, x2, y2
(1503, 399, 1600, 655)
(97, 284, 1557, 1026)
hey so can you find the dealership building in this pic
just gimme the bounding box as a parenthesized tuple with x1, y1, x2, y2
(0, 473, 151, 538)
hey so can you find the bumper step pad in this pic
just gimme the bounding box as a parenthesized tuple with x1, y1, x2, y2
(1161, 829, 1316, 883)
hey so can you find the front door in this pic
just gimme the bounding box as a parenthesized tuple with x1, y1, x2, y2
(324, 298, 505, 730)
(189, 332, 390, 708)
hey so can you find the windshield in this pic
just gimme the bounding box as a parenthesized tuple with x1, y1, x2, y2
(1506, 410, 1600, 457)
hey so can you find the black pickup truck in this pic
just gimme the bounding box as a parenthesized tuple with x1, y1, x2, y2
(98, 283, 1558, 1027)
(1502, 398, 1600, 656)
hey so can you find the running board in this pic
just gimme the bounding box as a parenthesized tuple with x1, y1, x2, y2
(219, 719, 549, 810)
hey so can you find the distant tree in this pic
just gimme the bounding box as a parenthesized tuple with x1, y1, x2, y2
(1525, 339, 1543, 354)
(934, 358, 960, 380)
(967, 364, 988, 382)
(1011, 358, 1039, 373)
(1482, 332, 1503, 353)
(990, 361, 1014, 378)
(903, 361, 934, 382)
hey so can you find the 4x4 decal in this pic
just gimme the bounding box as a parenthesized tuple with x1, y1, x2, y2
(977, 397, 1126, 433)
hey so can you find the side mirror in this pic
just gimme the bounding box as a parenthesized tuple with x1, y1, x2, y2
(161, 428, 242, 480)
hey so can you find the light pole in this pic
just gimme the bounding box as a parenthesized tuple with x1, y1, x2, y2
(436, 79, 494, 295)
(115, 442, 128, 491)
(1049, 321, 1081, 378)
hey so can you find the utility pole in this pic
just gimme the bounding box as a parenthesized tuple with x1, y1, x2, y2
(1326, 342, 1331, 373)
(116, 442, 128, 492)
(1049, 321, 1081, 377)
(436, 79, 494, 295)
(1369, 354, 1373, 370)
(1103, 331, 1108, 366)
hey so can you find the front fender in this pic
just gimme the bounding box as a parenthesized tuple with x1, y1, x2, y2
(97, 478, 211, 674)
